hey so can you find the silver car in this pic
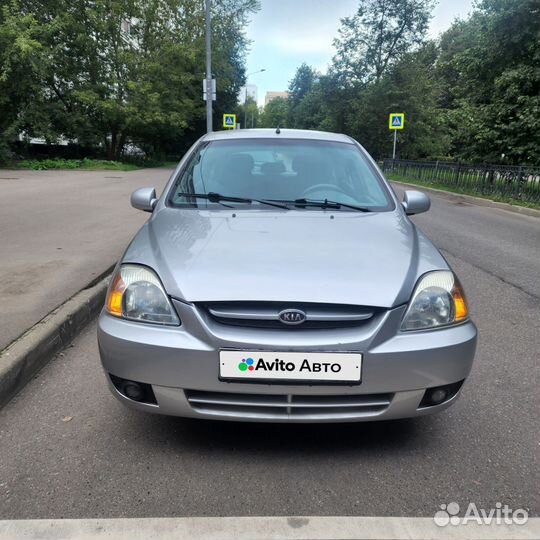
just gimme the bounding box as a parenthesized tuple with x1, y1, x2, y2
(98, 129, 477, 422)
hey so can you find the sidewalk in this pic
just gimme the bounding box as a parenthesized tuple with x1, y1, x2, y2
(0, 167, 173, 350)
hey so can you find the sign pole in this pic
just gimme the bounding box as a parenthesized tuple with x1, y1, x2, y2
(244, 86, 248, 129)
(205, 0, 212, 133)
(392, 130, 397, 160)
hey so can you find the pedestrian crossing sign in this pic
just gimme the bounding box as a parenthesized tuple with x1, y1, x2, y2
(223, 114, 236, 129)
(389, 113, 405, 130)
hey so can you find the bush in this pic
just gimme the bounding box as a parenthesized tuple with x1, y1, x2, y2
(14, 158, 140, 171)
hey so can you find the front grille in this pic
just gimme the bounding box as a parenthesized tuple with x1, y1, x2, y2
(200, 302, 377, 330)
(185, 390, 393, 420)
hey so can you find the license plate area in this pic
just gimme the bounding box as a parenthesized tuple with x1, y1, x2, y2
(219, 350, 362, 383)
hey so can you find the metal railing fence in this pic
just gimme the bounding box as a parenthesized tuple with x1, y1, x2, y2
(382, 159, 540, 203)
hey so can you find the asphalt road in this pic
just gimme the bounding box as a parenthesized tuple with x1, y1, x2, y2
(0, 167, 171, 350)
(0, 187, 538, 519)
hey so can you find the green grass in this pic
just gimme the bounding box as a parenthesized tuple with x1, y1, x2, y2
(147, 160, 178, 168)
(9, 158, 178, 171)
(13, 158, 140, 171)
(386, 172, 540, 211)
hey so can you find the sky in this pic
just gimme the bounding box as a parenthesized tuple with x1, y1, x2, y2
(244, 0, 474, 105)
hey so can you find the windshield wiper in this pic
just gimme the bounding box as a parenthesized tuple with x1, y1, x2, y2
(176, 192, 289, 210)
(291, 198, 372, 212)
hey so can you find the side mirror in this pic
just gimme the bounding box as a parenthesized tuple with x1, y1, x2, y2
(402, 190, 430, 215)
(131, 187, 157, 212)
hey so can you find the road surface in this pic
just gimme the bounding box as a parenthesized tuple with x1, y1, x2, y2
(0, 168, 171, 350)
(0, 186, 538, 519)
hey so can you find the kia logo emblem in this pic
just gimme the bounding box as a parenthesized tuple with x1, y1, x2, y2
(278, 309, 306, 325)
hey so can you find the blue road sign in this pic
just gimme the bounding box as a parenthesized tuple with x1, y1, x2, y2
(389, 113, 405, 130)
(223, 114, 236, 129)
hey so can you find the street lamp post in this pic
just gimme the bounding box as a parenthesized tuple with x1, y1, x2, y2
(244, 69, 266, 129)
(205, 0, 212, 133)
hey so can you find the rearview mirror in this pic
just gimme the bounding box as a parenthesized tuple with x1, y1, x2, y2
(131, 187, 157, 212)
(402, 190, 430, 215)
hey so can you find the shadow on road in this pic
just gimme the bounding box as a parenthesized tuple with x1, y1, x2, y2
(122, 410, 441, 457)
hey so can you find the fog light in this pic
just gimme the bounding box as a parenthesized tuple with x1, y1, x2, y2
(123, 382, 144, 401)
(109, 374, 157, 405)
(429, 388, 447, 405)
(418, 380, 464, 409)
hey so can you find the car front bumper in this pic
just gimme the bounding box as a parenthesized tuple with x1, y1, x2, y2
(97, 300, 477, 423)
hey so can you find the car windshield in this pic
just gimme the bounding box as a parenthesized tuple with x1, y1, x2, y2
(169, 138, 393, 211)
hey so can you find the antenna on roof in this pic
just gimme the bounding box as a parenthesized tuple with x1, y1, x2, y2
(276, 125, 281, 134)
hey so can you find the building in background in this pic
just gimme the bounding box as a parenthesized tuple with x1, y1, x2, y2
(265, 91, 289, 106)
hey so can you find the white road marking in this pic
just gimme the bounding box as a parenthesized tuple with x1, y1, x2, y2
(0, 516, 539, 540)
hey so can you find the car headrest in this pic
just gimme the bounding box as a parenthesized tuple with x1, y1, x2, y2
(227, 153, 254, 174)
(292, 155, 313, 174)
(261, 161, 286, 175)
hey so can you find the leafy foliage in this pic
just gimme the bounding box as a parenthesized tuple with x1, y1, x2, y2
(332, 0, 435, 84)
(15, 158, 141, 170)
(3, 0, 539, 165)
(238, 96, 259, 128)
(259, 97, 289, 128)
(265, 0, 540, 164)
(436, 0, 540, 164)
(0, 0, 258, 162)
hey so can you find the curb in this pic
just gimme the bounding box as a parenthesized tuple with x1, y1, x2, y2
(391, 181, 540, 218)
(0, 274, 111, 409)
(1, 516, 538, 540)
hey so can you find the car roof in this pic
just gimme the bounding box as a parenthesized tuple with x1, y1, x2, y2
(202, 128, 355, 144)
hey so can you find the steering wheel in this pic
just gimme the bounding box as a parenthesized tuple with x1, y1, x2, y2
(302, 184, 348, 198)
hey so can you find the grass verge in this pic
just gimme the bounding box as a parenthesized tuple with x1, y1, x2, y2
(386, 173, 540, 211)
(7, 158, 178, 171)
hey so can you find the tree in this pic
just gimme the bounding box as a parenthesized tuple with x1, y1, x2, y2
(288, 63, 317, 106)
(287, 64, 322, 128)
(239, 96, 259, 128)
(437, 0, 540, 163)
(259, 97, 289, 128)
(0, 0, 258, 162)
(348, 43, 450, 159)
(0, 2, 52, 161)
(278, 0, 540, 164)
(333, 0, 435, 84)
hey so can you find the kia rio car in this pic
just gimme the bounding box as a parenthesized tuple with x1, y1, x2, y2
(98, 129, 477, 422)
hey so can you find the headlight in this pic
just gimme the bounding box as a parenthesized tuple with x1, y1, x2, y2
(105, 265, 180, 325)
(401, 271, 468, 331)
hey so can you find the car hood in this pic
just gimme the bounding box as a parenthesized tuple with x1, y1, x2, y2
(123, 208, 447, 308)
